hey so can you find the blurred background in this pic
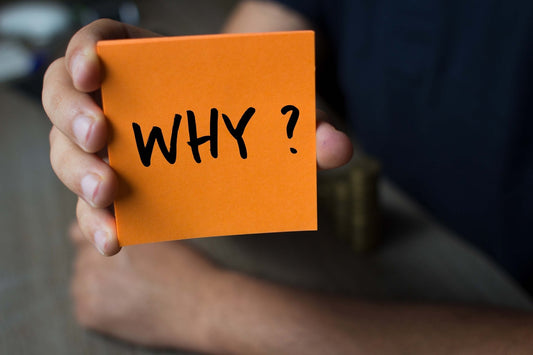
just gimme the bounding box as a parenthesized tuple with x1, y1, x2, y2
(1, 1, 531, 354)
(0, 0, 237, 98)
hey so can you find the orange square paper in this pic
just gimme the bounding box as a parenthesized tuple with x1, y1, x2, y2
(97, 31, 316, 246)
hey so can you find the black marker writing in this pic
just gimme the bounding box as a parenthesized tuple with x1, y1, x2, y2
(281, 104, 300, 154)
(222, 107, 255, 159)
(132, 107, 255, 166)
(132, 114, 181, 167)
(187, 108, 218, 163)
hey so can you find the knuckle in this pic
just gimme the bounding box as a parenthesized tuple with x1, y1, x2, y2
(72, 18, 120, 47)
(49, 133, 67, 176)
(48, 127, 57, 147)
(45, 89, 64, 119)
(77, 199, 97, 234)
(42, 58, 65, 114)
(76, 198, 87, 224)
(49, 132, 59, 171)
(91, 18, 118, 27)
(42, 57, 63, 84)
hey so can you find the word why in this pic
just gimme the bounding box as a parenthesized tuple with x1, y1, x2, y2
(132, 107, 254, 167)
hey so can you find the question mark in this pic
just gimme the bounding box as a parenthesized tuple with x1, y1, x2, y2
(281, 104, 300, 154)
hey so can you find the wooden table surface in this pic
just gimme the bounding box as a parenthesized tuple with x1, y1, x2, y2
(0, 86, 531, 354)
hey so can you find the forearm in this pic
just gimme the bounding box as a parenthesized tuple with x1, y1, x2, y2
(201, 272, 533, 355)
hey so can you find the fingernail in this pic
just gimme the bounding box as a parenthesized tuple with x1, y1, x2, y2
(73, 115, 92, 147)
(81, 173, 101, 205)
(94, 230, 108, 255)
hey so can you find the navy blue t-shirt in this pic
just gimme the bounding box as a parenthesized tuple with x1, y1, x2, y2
(277, 0, 533, 290)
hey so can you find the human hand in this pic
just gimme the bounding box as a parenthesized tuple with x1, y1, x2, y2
(43, 19, 160, 255)
(69, 223, 225, 351)
(43, 19, 353, 256)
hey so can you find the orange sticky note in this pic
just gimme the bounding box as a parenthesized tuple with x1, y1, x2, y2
(97, 31, 316, 246)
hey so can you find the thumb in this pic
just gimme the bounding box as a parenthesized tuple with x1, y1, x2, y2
(316, 110, 353, 170)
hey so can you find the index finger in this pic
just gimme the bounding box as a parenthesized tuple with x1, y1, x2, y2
(65, 18, 160, 93)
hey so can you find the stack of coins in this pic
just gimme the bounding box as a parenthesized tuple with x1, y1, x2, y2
(349, 155, 381, 252)
(318, 153, 381, 253)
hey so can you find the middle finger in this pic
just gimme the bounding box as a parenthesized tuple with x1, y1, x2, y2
(42, 57, 107, 153)
(50, 126, 117, 208)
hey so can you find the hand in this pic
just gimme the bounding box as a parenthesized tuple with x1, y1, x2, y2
(70, 223, 224, 351)
(43, 19, 159, 255)
(43, 19, 353, 255)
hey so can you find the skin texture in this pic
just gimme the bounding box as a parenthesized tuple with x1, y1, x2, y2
(43, 1, 533, 354)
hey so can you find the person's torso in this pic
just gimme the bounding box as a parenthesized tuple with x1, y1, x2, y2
(315, 0, 533, 287)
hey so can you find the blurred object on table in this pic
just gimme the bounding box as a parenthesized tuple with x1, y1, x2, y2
(318, 151, 382, 253)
